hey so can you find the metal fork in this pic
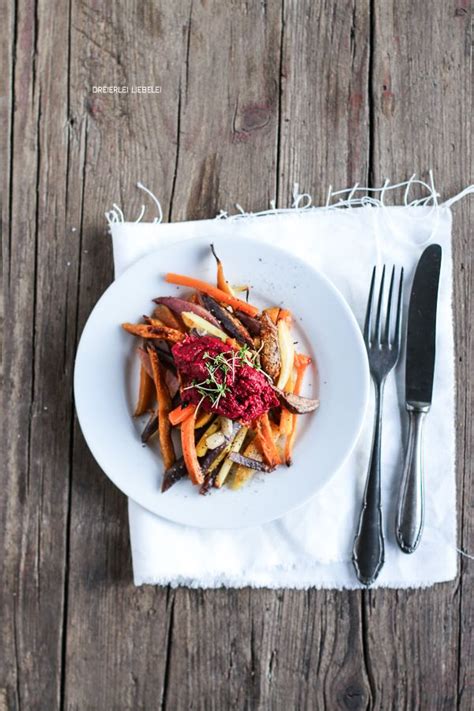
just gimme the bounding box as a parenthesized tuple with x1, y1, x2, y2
(352, 265, 404, 586)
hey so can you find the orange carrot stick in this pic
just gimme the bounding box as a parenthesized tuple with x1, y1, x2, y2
(164, 273, 259, 317)
(180, 405, 204, 485)
(256, 413, 281, 467)
(284, 353, 312, 465)
(148, 348, 176, 470)
(211, 243, 235, 296)
(169, 403, 194, 427)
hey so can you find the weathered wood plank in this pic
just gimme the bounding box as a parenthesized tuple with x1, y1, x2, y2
(169, 0, 283, 220)
(1, 1, 76, 709)
(278, 0, 371, 206)
(61, 2, 192, 709)
(366, 2, 473, 709)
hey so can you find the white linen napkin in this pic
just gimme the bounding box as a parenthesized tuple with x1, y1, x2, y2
(110, 200, 458, 588)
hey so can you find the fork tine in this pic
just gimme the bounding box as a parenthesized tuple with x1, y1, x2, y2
(374, 265, 386, 345)
(383, 266, 396, 344)
(364, 266, 376, 345)
(394, 267, 404, 349)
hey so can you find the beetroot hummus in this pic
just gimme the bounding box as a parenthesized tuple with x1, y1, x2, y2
(172, 335, 278, 423)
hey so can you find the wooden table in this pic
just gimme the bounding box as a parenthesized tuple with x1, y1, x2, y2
(2, 2, 472, 709)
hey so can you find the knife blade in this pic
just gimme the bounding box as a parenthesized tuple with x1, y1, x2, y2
(405, 243, 442, 407)
(396, 243, 442, 554)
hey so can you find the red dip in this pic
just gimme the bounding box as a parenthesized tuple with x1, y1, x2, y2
(172, 335, 278, 423)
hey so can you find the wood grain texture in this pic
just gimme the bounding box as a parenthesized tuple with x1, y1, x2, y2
(366, 3, 473, 709)
(1, 1, 472, 710)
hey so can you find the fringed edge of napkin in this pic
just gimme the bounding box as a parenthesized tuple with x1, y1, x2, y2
(105, 173, 474, 229)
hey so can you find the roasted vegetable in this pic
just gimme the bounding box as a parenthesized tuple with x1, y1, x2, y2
(264, 307, 280, 324)
(234, 310, 262, 337)
(210, 243, 235, 296)
(284, 353, 312, 465)
(228, 436, 263, 489)
(148, 347, 176, 470)
(228, 452, 275, 472)
(163, 368, 180, 398)
(274, 388, 319, 415)
(146, 343, 177, 372)
(162, 457, 187, 492)
(153, 296, 221, 329)
(199, 442, 229, 494)
(141, 412, 159, 443)
(264, 307, 292, 324)
(164, 272, 259, 317)
(152, 303, 185, 331)
(200, 442, 228, 474)
(169, 403, 193, 426)
(199, 294, 254, 347)
(215, 426, 249, 488)
(134, 363, 154, 416)
(256, 413, 281, 467)
(276, 318, 295, 389)
(260, 312, 281, 382)
(199, 423, 242, 493)
(279, 370, 296, 436)
(181, 311, 229, 341)
(206, 430, 226, 450)
(180, 405, 204, 485)
(137, 346, 154, 378)
(194, 410, 213, 429)
(220, 417, 234, 440)
(122, 322, 184, 343)
(196, 418, 221, 457)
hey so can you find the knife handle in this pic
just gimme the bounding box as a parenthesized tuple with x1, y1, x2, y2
(396, 406, 427, 553)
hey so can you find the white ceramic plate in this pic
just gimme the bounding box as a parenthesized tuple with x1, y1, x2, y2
(74, 235, 369, 528)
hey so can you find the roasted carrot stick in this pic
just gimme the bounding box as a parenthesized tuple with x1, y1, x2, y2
(169, 403, 194, 426)
(294, 353, 312, 377)
(256, 413, 281, 467)
(164, 273, 259, 317)
(210, 244, 235, 297)
(148, 347, 176, 470)
(122, 322, 184, 343)
(180, 405, 204, 485)
(134, 364, 154, 416)
(284, 353, 312, 465)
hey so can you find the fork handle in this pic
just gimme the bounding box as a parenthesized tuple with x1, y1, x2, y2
(352, 382, 385, 586)
(396, 406, 427, 553)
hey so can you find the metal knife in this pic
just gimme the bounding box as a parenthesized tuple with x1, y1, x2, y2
(396, 243, 442, 553)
